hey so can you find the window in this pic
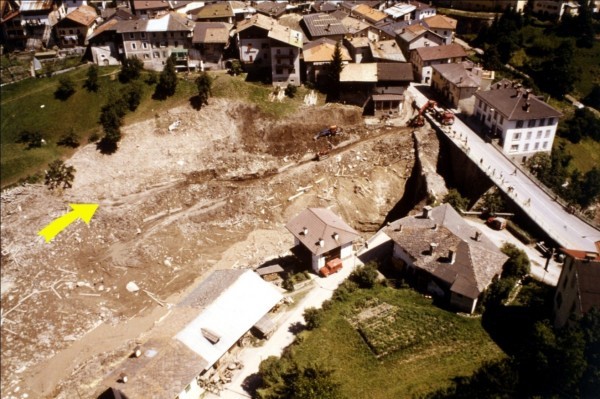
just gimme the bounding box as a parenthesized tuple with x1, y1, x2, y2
(516, 120, 523, 128)
(526, 131, 532, 140)
(141, 32, 146, 39)
(163, 51, 167, 57)
(513, 132, 521, 140)
(539, 118, 545, 126)
(174, 41, 179, 47)
(484, 104, 488, 112)
(142, 42, 148, 49)
(153, 51, 159, 58)
(548, 118, 555, 125)
(524, 143, 529, 151)
(487, 113, 491, 121)
(534, 142, 539, 150)
(543, 141, 548, 149)
(276, 66, 283, 74)
(69, 29, 73, 34)
(499, 116, 504, 124)
(528, 119, 536, 128)
(180, 32, 184, 37)
(276, 48, 281, 54)
(129, 33, 134, 39)
(170, 32, 174, 37)
(537, 131, 542, 139)
(131, 43, 136, 49)
(545, 130, 550, 138)
(143, 53, 149, 59)
(510, 144, 519, 152)
(153, 33, 156, 38)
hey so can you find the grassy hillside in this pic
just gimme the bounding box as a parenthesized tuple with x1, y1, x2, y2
(286, 286, 504, 398)
(0, 67, 320, 188)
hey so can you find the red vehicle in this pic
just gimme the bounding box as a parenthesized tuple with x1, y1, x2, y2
(486, 216, 507, 230)
(319, 258, 343, 277)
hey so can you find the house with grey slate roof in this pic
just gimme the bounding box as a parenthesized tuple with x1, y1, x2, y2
(301, 12, 347, 41)
(431, 61, 494, 113)
(474, 79, 562, 161)
(366, 204, 507, 314)
(286, 208, 360, 274)
(410, 43, 467, 84)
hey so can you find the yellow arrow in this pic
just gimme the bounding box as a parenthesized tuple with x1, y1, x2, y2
(38, 203, 99, 243)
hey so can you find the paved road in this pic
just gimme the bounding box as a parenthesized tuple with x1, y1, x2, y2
(408, 84, 600, 252)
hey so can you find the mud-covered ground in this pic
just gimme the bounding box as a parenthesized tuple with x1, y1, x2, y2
(1, 97, 422, 398)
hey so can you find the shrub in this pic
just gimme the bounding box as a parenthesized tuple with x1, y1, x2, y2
(17, 130, 44, 149)
(444, 188, 469, 212)
(84, 64, 99, 92)
(284, 84, 297, 98)
(303, 307, 323, 330)
(57, 130, 80, 148)
(350, 262, 379, 289)
(229, 59, 243, 76)
(119, 57, 143, 83)
(55, 76, 76, 100)
(44, 160, 75, 190)
(501, 243, 531, 278)
(506, 220, 535, 244)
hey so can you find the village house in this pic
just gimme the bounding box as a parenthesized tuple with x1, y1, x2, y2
(344, 36, 372, 63)
(474, 79, 562, 161)
(339, 14, 373, 39)
(369, 39, 407, 63)
(301, 12, 347, 41)
(11, 0, 67, 50)
(397, 23, 445, 57)
(189, 2, 235, 23)
(372, 62, 414, 118)
(422, 14, 457, 45)
(339, 62, 379, 107)
(410, 43, 467, 84)
(554, 249, 600, 327)
(130, 0, 170, 19)
(350, 3, 388, 25)
(191, 22, 233, 70)
(0, 0, 25, 50)
(55, 4, 97, 47)
(237, 13, 303, 86)
(303, 37, 352, 83)
(254, 0, 288, 19)
(532, 0, 580, 19)
(286, 208, 360, 275)
(311, 1, 340, 14)
(87, 9, 137, 66)
(384, 1, 436, 21)
(117, 12, 194, 71)
(372, 204, 508, 314)
(95, 269, 283, 399)
(431, 61, 494, 113)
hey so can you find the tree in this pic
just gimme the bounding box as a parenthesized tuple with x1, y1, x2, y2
(481, 190, 504, 214)
(44, 160, 75, 190)
(85, 64, 99, 91)
(481, 45, 503, 71)
(580, 167, 600, 208)
(195, 72, 212, 108)
(280, 363, 342, 399)
(229, 59, 243, 76)
(350, 262, 379, 288)
(155, 54, 177, 99)
(284, 84, 297, 98)
(57, 129, 80, 148)
(17, 130, 44, 149)
(119, 57, 143, 83)
(444, 188, 469, 212)
(55, 76, 76, 100)
(303, 307, 323, 330)
(324, 41, 344, 101)
(123, 80, 144, 112)
(583, 84, 600, 109)
(576, 0, 595, 48)
(500, 243, 530, 278)
(536, 41, 579, 98)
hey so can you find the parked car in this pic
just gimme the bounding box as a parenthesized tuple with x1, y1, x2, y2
(486, 216, 507, 230)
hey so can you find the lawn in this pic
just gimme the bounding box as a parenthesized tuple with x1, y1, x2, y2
(289, 286, 504, 399)
(0, 67, 323, 188)
(556, 137, 600, 173)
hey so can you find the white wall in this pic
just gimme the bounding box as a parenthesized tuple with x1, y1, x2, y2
(177, 375, 204, 399)
(311, 254, 325, 273)
(239, 38, 270, 65)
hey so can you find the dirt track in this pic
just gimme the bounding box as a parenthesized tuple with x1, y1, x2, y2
(1, 97, 421, 398)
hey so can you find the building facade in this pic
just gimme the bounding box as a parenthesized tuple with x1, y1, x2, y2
(474, 80, 562, 161)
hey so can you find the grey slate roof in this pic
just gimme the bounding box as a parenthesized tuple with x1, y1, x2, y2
(254, 1, 288, 18)
(385, 204, 507, 299)
(432, 62, 480, 88)
(286, 208, 360, 256)
(302, 12, 348, 38)
(475, 85, 562, 121)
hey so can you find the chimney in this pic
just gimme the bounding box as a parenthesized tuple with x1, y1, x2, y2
(318, 238, 325, 247)
(394, 224, 403, 232)
(524, 89, 531, 100)
(432, 223, 438, 231)
(133, 346, 142, 358)
(448, 247, 457, 264)
(302, 227, 308, 235)
(474, 231, 481, 242)
(119, 373, 128, 383)
(524, 102, 531, 112)
(422, 206, 432, 219)
(429, 242, 437, 255)
(332, 232, 339, 241)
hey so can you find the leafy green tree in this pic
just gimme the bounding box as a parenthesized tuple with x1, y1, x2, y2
(57, 129, 80, 148)
(119, 57, 143, 83)
(303, 307, 323, 330)
(500, 243, 530, 278)
(44, 160, 75, 190)
(55, 76, 76, 100)
(580, 167, 600, 208)
(123, 80, 144, 112)
(481, 45, 503, 71)
(17, 130, 44, 149)
(85, 64, 99, 91)
(195, 72, 212, 108)
(444, 188, 469, 212)
(280, 363, 343, 399)
(536, 41, 579, 98)
(284, 84, 297, 98)
(229, 59, 243, 76)
(155, 54, 177, 99)
(350, 262, 379, 289)
(481, 191, 504, 214)
(576, 0, 595, 48)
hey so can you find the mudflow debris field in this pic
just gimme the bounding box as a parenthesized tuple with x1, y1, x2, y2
(1, 97, 422, 398)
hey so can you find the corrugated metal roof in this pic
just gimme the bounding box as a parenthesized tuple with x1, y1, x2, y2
(20, 0, 54, 12)
(286, 208, 360, 256)
(384, 3, 416, 19)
